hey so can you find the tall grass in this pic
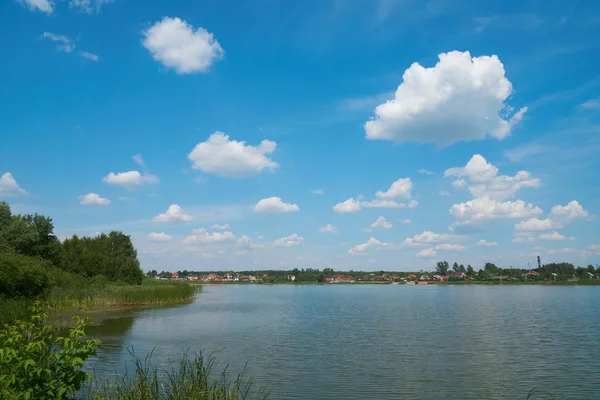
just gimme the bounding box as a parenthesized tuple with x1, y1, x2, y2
(0, 279, 199, 324)
(85, 350, 270, 400)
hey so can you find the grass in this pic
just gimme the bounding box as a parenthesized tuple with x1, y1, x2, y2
(0, 279, 199, 324)
(84, 350, 270, 400)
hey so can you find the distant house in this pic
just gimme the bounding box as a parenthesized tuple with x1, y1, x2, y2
(453, 271, 466, 278)
(187, 275, 199, 281)
(491, 275, 509, 281)
(287, 274, 296, 281)
(324, 277, 333, 283)
(525, 271, 540, 276)
(334, 275, 353, 282)
(171, 272, 179, 280)
(407, 274, 418, 280)
(418, 275, 429, 282)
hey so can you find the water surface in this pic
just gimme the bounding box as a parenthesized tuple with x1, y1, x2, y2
(84, 284, 600, 399)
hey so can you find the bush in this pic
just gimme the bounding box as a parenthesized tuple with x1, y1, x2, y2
(0, 253, 50, 298)
(0, 302, 100, 399)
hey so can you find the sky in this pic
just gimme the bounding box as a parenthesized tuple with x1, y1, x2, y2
(1, 0, 599, 272)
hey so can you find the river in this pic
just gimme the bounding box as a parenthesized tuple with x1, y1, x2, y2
(81, 284, 600, 399)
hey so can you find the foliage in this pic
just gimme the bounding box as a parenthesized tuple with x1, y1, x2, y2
(0, 302, 100, 399)
(85, 350, 269, 400)
(436, 261, 449, 276)
(0, 253, 50, 299)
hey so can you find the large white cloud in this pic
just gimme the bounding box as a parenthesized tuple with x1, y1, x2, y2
(348, 237, 390, 256)
(333, 178, 417, 213)
(254, 197, 299, 213)
(19, 0, 53, 13)
(188, 132, 278, 178)
(0, 173, 28, 197)
(148, 232, 173, 242)
(273, 234, 304, 247)
(103, 171, 159, 188)
(183, 228, 235, 244)
(402, 231, 465, 248)
(445, 154, 540, 200)
(142, 17, 224, 74)
(79, 193, 110, 205)
(153, 204, 193, 223)
(364, 51, 527, 146)
(515, 200, 589, 231)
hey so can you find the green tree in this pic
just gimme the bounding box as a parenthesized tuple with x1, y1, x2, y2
(452, 262, 459, 272)
(466, 264, 474, 276)
(436, 261, 449, 276)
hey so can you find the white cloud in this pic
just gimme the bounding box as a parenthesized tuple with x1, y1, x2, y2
(79, 52, 99, 61)
(153, 204, 193, 223)
(19, 0, 53, 14)
(402, 231, 465, 248)
(476, 239, 498, 247)
(547, 248, 576, 255)
(539, 231, 573, 241)
(435, 243, 467, 251)
(400, 219, 411, 224)
(211, 224, 231, 230)
(370, 216, 392, 230)
(148, 232, 173, 242)
(273, 234, 304, 247)
(69, 0, 113, 14)
(103, 171, 159, 188)
(333, 178, 416, 213)
(416, 248, 437, 257)
(417, 169, 434, 175)
(142, 17, 224, 74)
(375, 178, 412, 200)
(515, 200, 589, 231)
(41, 32, 75, 53)
(445, 154, 540, 200)
(236, 234, 263, 251)
(582, 244, 600, 258)
(188, 132, 278, 178)
(0, 173, 28, 197)
(364, 51, 527, 146)
(578, 98, 600, 110)
(79, 193, 110, 205)
(349, 237, 390, 256)
(450, 196, 543, 230)
(132, 154, 145, 167)
(254, 197, 300, 213)
(311, 189, 324, 195)
(319, 224, 338, 234)
(183, 228, 235, 244)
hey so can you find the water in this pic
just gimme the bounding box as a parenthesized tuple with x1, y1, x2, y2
(82, 284, 600, 399)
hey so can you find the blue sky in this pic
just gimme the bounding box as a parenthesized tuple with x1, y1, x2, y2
(1, 0, 599, 272)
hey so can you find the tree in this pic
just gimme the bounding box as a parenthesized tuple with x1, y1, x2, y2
(436, 261, 449, 276)
(452, 262, 459, 272)
(466, 265, 474, 276)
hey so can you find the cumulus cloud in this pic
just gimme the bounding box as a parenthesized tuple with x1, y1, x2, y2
(41, 32, 75, 53)
(153, 204, 193, 223)
(349, 237, 390, 256)
(476, 239, 498, 247)
(539, 231, 573, 241)
(235, 234, 264, 251)
(254, 197, 300, 213)
(416, 248, 437, 257)
(142, 17, 224, 74)
(515, 200, 589, 231)
(211, 224, 231, 230)
(449, 196, 543, 231)
(319, 224, 338, 234)
(333, 178, 416, 213)
(183, 228, 235, 244)
(0, 173, 28, 197)
(148, 232, 172, 242)
(364, 51, 527, 146)
(188, 132, 278, 178)
(445, 154, 540, 200)
(402, 231, 465, 248)
(19, 0, 53, 14)
(103, 171, 159, 188)
(370, 216, 392, 230)
(273, 234, 304, 247)
(79, 193, 110, 205)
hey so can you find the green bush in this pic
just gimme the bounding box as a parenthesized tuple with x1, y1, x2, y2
(0, 253, 50, 299)
(0, 302, 100, 399)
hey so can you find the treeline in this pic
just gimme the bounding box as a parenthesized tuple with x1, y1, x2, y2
(0, 201, 143, 300)
(436, 261, 598, 281)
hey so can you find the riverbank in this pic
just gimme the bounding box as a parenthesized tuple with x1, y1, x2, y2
(0, 279, 199, 324)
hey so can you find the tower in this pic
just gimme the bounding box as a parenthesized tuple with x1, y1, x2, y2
(537, 255, 541, 270)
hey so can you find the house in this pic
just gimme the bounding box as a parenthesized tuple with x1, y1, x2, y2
(324, 277, 333, 283)
(171, 272, 179, 280)
(407, 274, 418, 280)
(287, 274, 296, 281)
(186, 275, 199, 281)
(334, 275, 353, 282)
(491, 275, 509, 281)
(419, 274, 429, 282)
(525, 271, 540, 276)
(453, 271, 466, 278)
